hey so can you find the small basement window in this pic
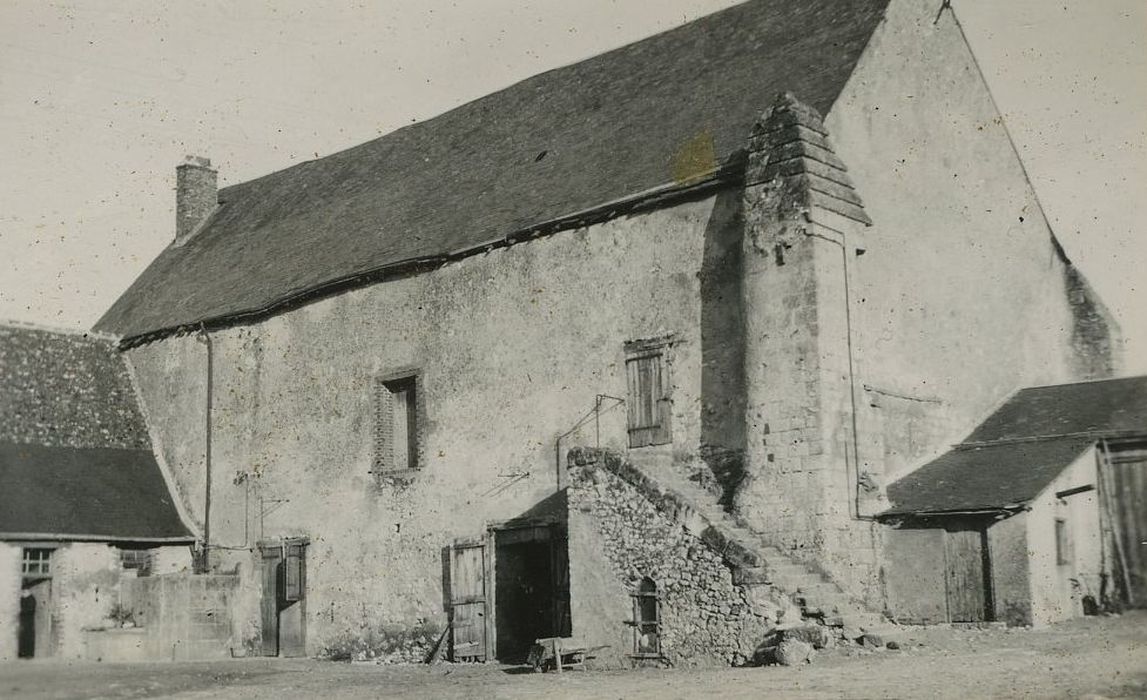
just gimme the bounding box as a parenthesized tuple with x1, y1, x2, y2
(373, 373, 420, 475)
(631, 577, 662, 657)
(21, 548, 53, 578)
(1055, 518, 1072, 566)
(624, 337, 674, 448)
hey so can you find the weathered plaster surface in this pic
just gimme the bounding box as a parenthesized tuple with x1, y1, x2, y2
(126, 198, 725, 654)
(0, 543, 20, 659)
(52, 543, 121, 658)
(1026, 448, 1103, 627)
(986, 513, 1032, 626)
(793, 0, 1118, 600)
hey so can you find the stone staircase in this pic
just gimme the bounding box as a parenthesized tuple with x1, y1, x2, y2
(618, 450, 894, 639)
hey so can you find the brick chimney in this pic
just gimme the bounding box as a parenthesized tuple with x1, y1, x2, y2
(175, 155, 217, 242)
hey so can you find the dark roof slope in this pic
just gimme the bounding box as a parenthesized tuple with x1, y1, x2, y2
(0, 443, 193, 541)
(96, 0, 890, 339)
(883, 376, 1147, 516)
(883, 438, 1094, 516)
(964, 375, 1147, 443)
(0, 323, 150, 449)
(0, 323, 192, 541)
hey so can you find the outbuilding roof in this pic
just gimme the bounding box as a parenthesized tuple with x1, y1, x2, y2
(0, 323, 193, 542)
(0, 443, 194, 542)
(883, 376, 1147, 516)
(95, 0, 890, 340)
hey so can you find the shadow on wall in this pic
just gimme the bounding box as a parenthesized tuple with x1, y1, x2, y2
(699, 187, 748, 505)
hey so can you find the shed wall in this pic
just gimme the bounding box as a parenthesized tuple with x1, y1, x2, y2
(1026, 448, 1103, 626)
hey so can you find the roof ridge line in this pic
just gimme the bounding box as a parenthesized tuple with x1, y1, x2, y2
(0, 319, 118, 342)
(955, 430, 1143, 449)
(1016, 374, 1147, 391)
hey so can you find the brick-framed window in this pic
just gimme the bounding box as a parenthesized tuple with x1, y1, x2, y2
(373, 371, 421, 476)
(624, 336, 674, 448)
(21, 548, 53, 578)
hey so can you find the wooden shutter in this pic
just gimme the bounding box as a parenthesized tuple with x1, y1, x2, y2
(449, 541, 488, 661)
(626, 352, 671, 448)
(283, 542, 306, 602)
(260, 546, 282, 656)
(375, 379, 395, 472)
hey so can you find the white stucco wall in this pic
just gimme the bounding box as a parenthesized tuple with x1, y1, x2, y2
(1026, 446, 1104, 627)
(0, 542, 21, 660)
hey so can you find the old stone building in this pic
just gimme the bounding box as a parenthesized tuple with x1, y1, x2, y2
(94, 0, 1120, 664)
(0, 323, 195, 660)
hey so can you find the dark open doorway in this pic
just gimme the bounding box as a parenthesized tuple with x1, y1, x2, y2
(493, 525, 570, 663)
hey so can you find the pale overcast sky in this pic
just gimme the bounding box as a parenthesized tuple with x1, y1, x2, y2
(0, 1, 1143, 370)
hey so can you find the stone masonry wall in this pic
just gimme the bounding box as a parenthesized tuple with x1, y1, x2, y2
(568, 450, 784, 667)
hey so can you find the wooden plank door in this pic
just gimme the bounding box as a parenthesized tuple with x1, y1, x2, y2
(945, 526, 987, 622)
(449, 541, 488, 661)
(1109, 447, 1147, 605)
(550, 530, 572, 637)
(279, 541, 307, 657)
(260, 546, 282, 657)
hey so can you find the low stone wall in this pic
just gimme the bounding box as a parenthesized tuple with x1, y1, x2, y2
(568, 448, 791, 666)
(116, 572, 240, 660)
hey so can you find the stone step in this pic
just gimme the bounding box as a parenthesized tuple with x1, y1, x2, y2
(623, 460, 888, 629)
(769, 572, 825, 590)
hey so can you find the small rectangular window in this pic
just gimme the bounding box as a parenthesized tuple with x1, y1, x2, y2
(21, 548, 53, 578)
(118, 547, 155, 577)
(631, 577, 662, 658)
(624, 338, 673, 448)
(374, 374, 419, 474)
(1055, 518, 1072, 566)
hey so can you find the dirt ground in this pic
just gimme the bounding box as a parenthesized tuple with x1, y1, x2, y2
(3, 612, 1146, 700)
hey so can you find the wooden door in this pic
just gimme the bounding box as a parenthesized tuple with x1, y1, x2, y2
(550, 530, 572, 637)
(279, 541, 307, 657)
(260, 546, 282, 657)
(945, 526, 988, 622)
(449, 541, 488, 661)
(1108, 445, 1147, 605)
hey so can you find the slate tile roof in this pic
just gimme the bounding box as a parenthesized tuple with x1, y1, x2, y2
(0, 444, 194, 541)
(883, 376, 1147, 516)
(0, 323, 193, 541)
(95, 0, 890, 340)
(0, 324, 149, 449)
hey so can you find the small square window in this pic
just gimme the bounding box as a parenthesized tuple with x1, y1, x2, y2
(21, 548, 53, 578)
(374, 374, 419, 474)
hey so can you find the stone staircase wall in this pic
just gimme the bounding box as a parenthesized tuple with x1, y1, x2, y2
(568, 447, 892, 645)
